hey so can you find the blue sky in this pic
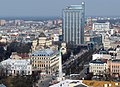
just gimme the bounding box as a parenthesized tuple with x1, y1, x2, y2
(0, 0, 120, 17)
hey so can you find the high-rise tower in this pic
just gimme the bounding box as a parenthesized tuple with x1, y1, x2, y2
(62, 2, 85, 44)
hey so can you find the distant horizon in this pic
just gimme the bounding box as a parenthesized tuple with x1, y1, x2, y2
(0, 16, 61, 21)
(0, 15, 120, 20)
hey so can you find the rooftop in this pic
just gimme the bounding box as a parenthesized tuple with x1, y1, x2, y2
(83, 80, 120, 87)
(39, 32, 47, 37)
(112, 59, 120, 62)
(32, 49, 57, 56)
(1, 59, 31, 66)
(64, 2, 85, 10)
(99, 51, 108, 54)
(49, 79, 88, 87)
(90, 59, 107, 64)
(66, 5, 83, 9)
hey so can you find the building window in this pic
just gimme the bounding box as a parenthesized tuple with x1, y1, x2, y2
(28, 71, 30, 74)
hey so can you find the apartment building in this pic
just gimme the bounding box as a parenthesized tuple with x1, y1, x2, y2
(89, 59, 108, 75)
(107, 59, 120, 77)
(31, 49, 60, 75)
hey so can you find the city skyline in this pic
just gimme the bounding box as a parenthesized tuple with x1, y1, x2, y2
(0, 0, 120, 17)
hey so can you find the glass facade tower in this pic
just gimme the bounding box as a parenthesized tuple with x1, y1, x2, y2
(62, 2, 85, 44)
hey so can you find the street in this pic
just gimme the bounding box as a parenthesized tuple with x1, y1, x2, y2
(37, 75, 52, 87)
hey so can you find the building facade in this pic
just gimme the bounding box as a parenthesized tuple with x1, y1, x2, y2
(89, 59, 108, 75)
(107, 59, 120, 77)
(1, 59, 32, 76)
(62, 2, 85, 44)
(31, 49, 60, 75)
(102, 33, 111, 49)
(92, 22, 110, 31)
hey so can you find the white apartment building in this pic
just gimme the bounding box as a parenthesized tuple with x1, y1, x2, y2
(89, 59, 108, 75)
(1, 59, 32, 76)
(53, 34, 59, 41)
(92, 22, 110, 31)
(102, 33, 111, 49)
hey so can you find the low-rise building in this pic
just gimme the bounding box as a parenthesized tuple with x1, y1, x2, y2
(107, 59, 120, 77)
(1, 59, 32, 76)
(31, 49, 60, 75)
(10, 52, 30, 60)
(89, 59, 108, 75)
(92, 22, 110, 31)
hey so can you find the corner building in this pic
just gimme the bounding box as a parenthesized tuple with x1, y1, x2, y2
(31, 49, 60, 75)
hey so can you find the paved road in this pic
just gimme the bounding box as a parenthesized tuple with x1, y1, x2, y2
(38, 76, 52, 87)
(79, 65, 88, 79)
(62, 50, 88, 69)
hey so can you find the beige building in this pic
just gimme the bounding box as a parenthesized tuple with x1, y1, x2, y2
(32, 31, 52, 51)
(31, 49, 60, 75)
(0, 35, 7, 43)
(84, 34, 91, 42)
(89, 59, 108, 75)
(61, 42, 67, 54)
(0, 20, 6, 26)
(10, 52, 22, 60)
(10, 52, 30, 60)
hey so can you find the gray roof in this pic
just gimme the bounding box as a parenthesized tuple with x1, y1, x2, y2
(90, 59, 106, 64)
(66, 5, 83, 10)
(112, 59, 120, 62)
(39, 32, 46, 37)
(32, 49, 56, 56)
(0, 84, 6, 87)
